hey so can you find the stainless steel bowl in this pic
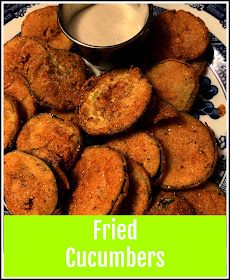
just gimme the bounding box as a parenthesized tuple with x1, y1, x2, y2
(58, 4, 153, 70)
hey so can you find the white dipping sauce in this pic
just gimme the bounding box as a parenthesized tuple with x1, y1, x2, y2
(68, 4, 149, 47)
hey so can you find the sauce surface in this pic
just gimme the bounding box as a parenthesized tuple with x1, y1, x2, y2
(68, 4, 149, 47)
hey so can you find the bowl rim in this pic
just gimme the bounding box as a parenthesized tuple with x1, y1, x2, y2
(57, 3, 153, 50)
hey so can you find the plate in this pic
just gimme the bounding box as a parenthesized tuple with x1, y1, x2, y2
(3, 4, 227, 198)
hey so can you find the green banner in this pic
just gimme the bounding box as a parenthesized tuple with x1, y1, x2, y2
(3, 216, 227, 277)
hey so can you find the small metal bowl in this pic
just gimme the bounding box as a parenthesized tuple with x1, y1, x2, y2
(58, 4, 153, 70)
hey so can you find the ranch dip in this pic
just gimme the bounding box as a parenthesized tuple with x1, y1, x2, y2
(68, 4, 149, 47)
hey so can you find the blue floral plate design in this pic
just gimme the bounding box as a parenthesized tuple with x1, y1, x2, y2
(3, 3, 227, 212)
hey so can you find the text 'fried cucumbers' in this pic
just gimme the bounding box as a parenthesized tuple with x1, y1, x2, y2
(4, 151, 58, 215)
(145, 190, 195, 215)
(107, 132, 162, 178)
(21, 6, 73, 50)
(4, 36, 47, 74)
(150, 112, 218, 189)
(27, 47, 87, 111)
(181, 182, 226, 215)
(151, 10, 209, 62)
(4, 71, 37, 121)
(146, 59, 199, 111)
(16, 113, 82, 171)
(69, 146, 129, 215)
(79, 67, 152, 135)
(4, 95, 21, 151)
(116, 160, 152, 215)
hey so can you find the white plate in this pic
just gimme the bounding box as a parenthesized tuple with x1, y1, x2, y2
(3, 3, 227, 196)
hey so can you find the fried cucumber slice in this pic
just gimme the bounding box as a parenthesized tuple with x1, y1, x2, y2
(107, 131, 162, 178)
(153, 99, 178, 123)
(79, 67, 152, 135)
(150, 112, 218, 189)
(4, 71, 37, 121)
(181, 182, 226, 215)
(145, 190, 195, 215)
(144, 98, 178, 126)
(16, 113, 82, 171)
(69, 146, 129, 215)
(50, 109, 79, 127)
(4, 95, 21, 151)
(4, 36, 47, 74)
(151, 10, 209, 62)
(190, 58, 207, 77)
(21, 6, 73, 50)
(146, 59, 199, 111)
(116, 159, 152, 215)
(27, 47, 87, 111)
(51, 164, 70, 191)
(4, 151, 58, 215)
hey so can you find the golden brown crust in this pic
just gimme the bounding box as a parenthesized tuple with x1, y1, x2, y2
(27, 47, 87, 111)
(16, 113, 82, 171)
(181, 182, 226, 215)
(49, 109, 79, 127)
(69, 146, 129, 215)
(51, 164, 70, 191)
(79, 67, 152, 135)
(189, 58, 207, 76)
(4, 95, 21, 151)
(107, 131, 162, 178)
(146, 59, 199, 111)
(4, 151, 58, 215)
(4, 71, 37, 121)
(151, 10, 209, 62)
(110, 172, 129, 215)
(144, 98, 179, 126)
(150, 112, 218, 189)
(4, 36, 47, 75)
(145, 190, 195, 215)
(52, 208, 62, 215)
(116, 159, 152, 215)
(3, 7, 225, 216)
(21, 6, 73, 50)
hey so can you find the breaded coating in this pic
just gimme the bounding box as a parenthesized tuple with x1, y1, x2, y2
(181, 182, 226, 215)
(79, 67, 152, 135)
(107, 131, 162, 178)
(116, 159, 152, 215)
(16, 113, 82, 171)
(52, 164, 70, 190)
(4, 95, 21, 151)
(154, 99, 178, 123)
(146, 59, 199, 111)
(4, 151, 58, 215)
(150, 112, 218, 189)
(50, 109, 79, 127)
(3, 6, 225, 216)
(21, 6, 73, 50)
(151, 10, 209, 62)
(145, 190, 195, 215)
(144, 98, 178, 125)
(69, 146, 129, 215)
(190, 58, 207, 76)
(27, 47, 87, 111)
(4, 36, 47, 74)
(4, 71, 37, 121)
(52, 208, 62, 215)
